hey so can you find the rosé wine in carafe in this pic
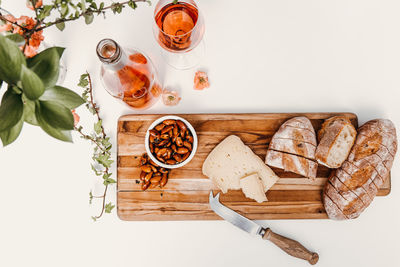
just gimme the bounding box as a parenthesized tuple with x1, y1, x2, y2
(96, 39, 161, 109)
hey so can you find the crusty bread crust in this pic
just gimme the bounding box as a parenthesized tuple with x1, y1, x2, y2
(316, 116, 357, 168)
(265, 117, 318, 179)
(266, 150, 317, 179)
(269, 138, 316, 159)
(323, 119, 397, 220)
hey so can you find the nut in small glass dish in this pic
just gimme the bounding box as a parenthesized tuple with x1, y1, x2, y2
(145, 115, 198, 169)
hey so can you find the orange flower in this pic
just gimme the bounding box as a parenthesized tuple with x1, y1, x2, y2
(72, 110, 80, 126)
(26, 0, 43, 10)
(23, 45, 38, 58)
(29, 30, 44, 47)
(0, 14, 16, 32)
(194, 71, 210, 90)
(0, 23, 13, 32)
(162, 89, 181, 106)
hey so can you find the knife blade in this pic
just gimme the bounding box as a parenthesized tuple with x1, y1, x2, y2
(209, 191, 319, 265)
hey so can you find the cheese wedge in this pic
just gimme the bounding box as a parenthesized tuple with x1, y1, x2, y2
(240, 173, 268, 203)
(202, 135, 279, 194)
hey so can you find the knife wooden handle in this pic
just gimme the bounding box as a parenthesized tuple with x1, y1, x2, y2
(262, 228, 319, 265)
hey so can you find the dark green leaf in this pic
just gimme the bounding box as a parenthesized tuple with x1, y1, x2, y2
(104, 203, 115, 213)
(128, 0, 137, 9)
(21, 65, 45, 100)
(172, 0, 178, 4)
(99, 2, 104, 10)
(0, 90, 23, 132)
(54, 47, 65, 58)
(35, 102, 72, 142)
(56, 22, 65, 31)
(39, 100, 74, 130)
(84, 13, 94, 24)
(0, 115, 23, 146)
(5, 34, 25, 44)
(22, 94, 38, 125)
(0, 35, 26, 84)
(27, 47, 62, 88)
(40, 86, 84, 109)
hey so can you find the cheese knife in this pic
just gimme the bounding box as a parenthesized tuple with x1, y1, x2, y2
(209, 191, 319, 265)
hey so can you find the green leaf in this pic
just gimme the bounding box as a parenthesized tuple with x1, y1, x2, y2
(21, 65, 45, 100)
(60, 3, 69, 17)
(22, 94, 39, 125)
(5, 34, 25, 44)
(27, 47, 63, 88)
(78, 73, 89, 87)
(56, 22, 65, 31)
(0, 35, 26, 84)
(39, 100, 74, 130)
(94, 119, 102, 134)
(40, 86, 84, 109)
(35, 102, 72, 142)
(0, 115, 23, 146)
(84, 13, 94, 24)
(91, 216, 97, 222)
(105, 203, 115, 213)
(0, 90, 23, 132)
(128, 0, 137, 9)
(103, 177, 116, 185)
(89, 191, 93, 204)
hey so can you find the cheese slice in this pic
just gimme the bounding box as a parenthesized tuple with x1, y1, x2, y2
(202, 135, 279, 194)
(240, 173, 268, 203)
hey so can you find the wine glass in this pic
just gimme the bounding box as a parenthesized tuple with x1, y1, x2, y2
(153, 0, 205, 69)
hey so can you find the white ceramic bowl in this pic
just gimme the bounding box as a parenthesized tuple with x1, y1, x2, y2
(145, 115, 198, 169)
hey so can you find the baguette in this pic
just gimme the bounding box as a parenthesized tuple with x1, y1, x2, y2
(323, 119, 397, 220)
(316, 116, 357, 168)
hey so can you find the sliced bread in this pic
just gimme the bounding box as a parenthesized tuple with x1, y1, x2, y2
(316, 116, 357, 168)
(265, 150, 318, 179)
(265, 117, 317, 179)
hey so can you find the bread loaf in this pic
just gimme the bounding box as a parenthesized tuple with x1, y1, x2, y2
(265, 116, 317, 179)
(316, 116, 357, 168)
(323, 119, 397, 220)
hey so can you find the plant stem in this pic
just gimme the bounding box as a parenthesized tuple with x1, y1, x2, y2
(35, 0, 146, 32)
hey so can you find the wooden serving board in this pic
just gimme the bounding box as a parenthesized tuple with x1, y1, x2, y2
(117, 113, 391, 221)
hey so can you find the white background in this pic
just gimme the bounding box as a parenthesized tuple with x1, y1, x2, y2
(1, 0, 399, 266)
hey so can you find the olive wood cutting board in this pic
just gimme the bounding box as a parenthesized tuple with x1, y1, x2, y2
(117, 113, 391, 221)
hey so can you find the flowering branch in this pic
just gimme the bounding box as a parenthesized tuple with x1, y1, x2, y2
(75, 72, 115, 221)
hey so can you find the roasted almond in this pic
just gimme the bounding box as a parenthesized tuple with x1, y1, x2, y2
(140, 171, 146, 181)
(177, 147, 189, 154)
(176, 136, 183, 147)
(144, 172, 153, 182)
(149, 129, 159, 137)
(173, 153, 182, 162)
(166, 159, 176, 165)
(160, 134, 170, 140)
(183, 141, 192, 151)
(155, 123, 165, 131)
(182, 152, 190, 161)
(176, 120, 187, 132)
(160, 173, 168, 187)
(161, 125, 174, 134)
(163, 119, 176, 126)
(141, 181, 150, 190)
(141, 164, 152, 173)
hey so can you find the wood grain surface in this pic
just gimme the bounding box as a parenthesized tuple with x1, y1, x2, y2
(117, 113, 391, 221)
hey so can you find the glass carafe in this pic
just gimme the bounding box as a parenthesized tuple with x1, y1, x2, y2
(96, 39, 162, 109)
